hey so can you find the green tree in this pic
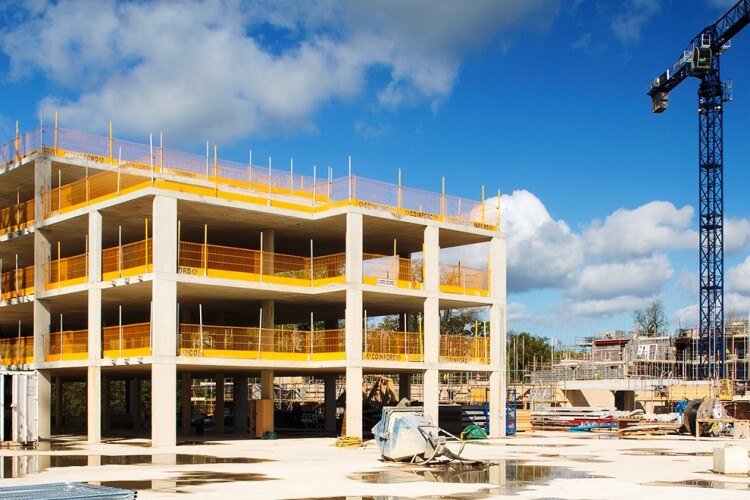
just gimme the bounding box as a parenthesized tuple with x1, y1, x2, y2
(507, 331, 553, 382)
(632, 299, 669, 336)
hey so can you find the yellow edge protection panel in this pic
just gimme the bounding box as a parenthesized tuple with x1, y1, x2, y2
(1, 287, 34, 300)
(102, 348, 151, 358)
(45, 352, 89, 362)
(439, 284, 489, 296)
(46, 277, 87, 290)
(312, 276, 346, 286)
(310, 352, 346, 361)
(0, 356, 33, 364)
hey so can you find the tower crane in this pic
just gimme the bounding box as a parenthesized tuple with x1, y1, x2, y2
(648, 1, 750, 380)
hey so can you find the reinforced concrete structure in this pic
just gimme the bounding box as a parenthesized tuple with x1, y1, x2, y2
(0, 124, 506, 446)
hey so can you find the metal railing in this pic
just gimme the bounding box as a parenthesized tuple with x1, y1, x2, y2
(363, 329, 423, 362)
(0, 199, 35, 236)
(1, 266, 34, 300)
(0, 126, 497, 230)
(440, 334, 490, 364)
(102, 322, 151, 357)
(0, 337, 33, 364)
(46, 330, 88, 361)
(45, 254, 88, 289)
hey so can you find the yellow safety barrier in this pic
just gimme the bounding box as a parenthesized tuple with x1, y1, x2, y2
(178, 324, 346, 361)
(439, 263, 489, 296)
(1, 266, 34, 300)
(0, 336, 33, 365)
(363, 329, 424, 362)
(439, 334, 490, 364)
(0, 199, 35, 236)
(45, 254, 88, 289)
(19, 126, 496, 230)
(46, 330, 88, 361)
(102, 322, 151, 358)
(102, 239, 152, 280)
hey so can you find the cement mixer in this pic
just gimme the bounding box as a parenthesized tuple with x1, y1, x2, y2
(371, 402, 482, 464)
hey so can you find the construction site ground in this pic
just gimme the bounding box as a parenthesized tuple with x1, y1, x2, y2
(0, 431, 748, 499)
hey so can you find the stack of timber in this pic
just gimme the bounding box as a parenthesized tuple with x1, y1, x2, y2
(516, 409, 533, 432)
(617, 422, 681, 436)
(531, 407, 617, 430)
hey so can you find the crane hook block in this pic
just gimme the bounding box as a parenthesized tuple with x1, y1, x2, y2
(651, 91, 669, 113)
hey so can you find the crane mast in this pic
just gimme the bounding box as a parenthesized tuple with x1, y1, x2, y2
(647, 0, 750, 380)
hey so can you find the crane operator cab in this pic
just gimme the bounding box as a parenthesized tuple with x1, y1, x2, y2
(692, 34, 713, 73)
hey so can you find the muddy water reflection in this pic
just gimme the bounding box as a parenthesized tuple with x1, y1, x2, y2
(0, 454, 270, 479)
(643, 479, 750, 490)
(353, 460, 605, 494)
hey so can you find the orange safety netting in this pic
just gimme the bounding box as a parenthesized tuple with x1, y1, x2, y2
(47, 330, 88, 355)
(0, 336, 33, 363)
(0, 199, 35, 236)
(102, 323, 151, 352)
(1, 266, 34, 299)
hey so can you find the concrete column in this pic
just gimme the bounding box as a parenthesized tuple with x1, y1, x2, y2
(234, 376, 249, 435)
(102, 375, 110, 432)
(131, 377, 142, 431)
(324, 375, 337, 435)
(34, 157, 51, 223)
(37, 370, 52, 440)
(151, 363, 176, 447)
(215, 373, 225, 434)
(54, 376, 62, 433)
(344, 212, 364, 438)
(261, 229, 275, 275)
(86, 211, 103, 443)
(344, 366, 362, 438)
(86, 367, 101, 443)
(260, 370, 274, 400)
(489, 235, 506, 437)
(33, 299, 50, 367)
(399, 373, 411, 401)
(151, 196, 178, 447)
(422, 225, 440, 424)
(181, 372, 192, 435)
(260, 369, 274, 432)
(260, 300, 274, 329)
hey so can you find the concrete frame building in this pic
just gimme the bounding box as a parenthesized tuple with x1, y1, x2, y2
(0, 124, 506, 447)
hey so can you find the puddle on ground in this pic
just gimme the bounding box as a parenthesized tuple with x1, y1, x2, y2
(95, 471, 274, 493)
(0, 454, 270, 478)
(352, 460, 606, 495)
(538, 454, 611, 463)
(35, 441, 84, 451)
(177, 440, 224, 446)
(643, 479, 750, 490)
(626, 448, 712, 457)
(504, 444, 582, 448)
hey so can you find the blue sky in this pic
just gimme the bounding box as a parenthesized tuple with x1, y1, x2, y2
(1, 0, 749, 345)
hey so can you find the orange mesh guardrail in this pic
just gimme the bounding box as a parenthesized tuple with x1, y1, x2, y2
(178, 324, 345, 361)
(178, 240, 346, 285)
(0, 199, 35, 236)
(439, 263, 488, 295)
(440, 334, 490, 364)
(0, 336, 33, 365)
(46, 330, 88, 361)
(102, 239, 152, 279)
(44, 170, 149, 217)
(362, 254, 422, 289)
(1, 266, 34, 300)
(0, 128, 42, 171)
(46, 254, 88, 289)
(363, 329, 423, 362)
(26, 126, 497, 230)
(102, 322, 151, 357)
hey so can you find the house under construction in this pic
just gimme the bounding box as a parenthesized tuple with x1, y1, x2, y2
(0, 123, 507, 446)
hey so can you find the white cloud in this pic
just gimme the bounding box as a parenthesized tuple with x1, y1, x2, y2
(673, 303, 699, 329)
(567, 254, 674, 300)
(725, 218, 750, 255)
(610, 0, 660, 44)
(508, 302, 532, 322)
(727, 256, 750, 296)
(584, 201, 694, 260)
(0, 0, 561, 145)
(565, 295, 651, 318)
(498, 190, 583, 293)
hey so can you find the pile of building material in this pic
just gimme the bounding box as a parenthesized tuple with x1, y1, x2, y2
(531, 407, 618, 430)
